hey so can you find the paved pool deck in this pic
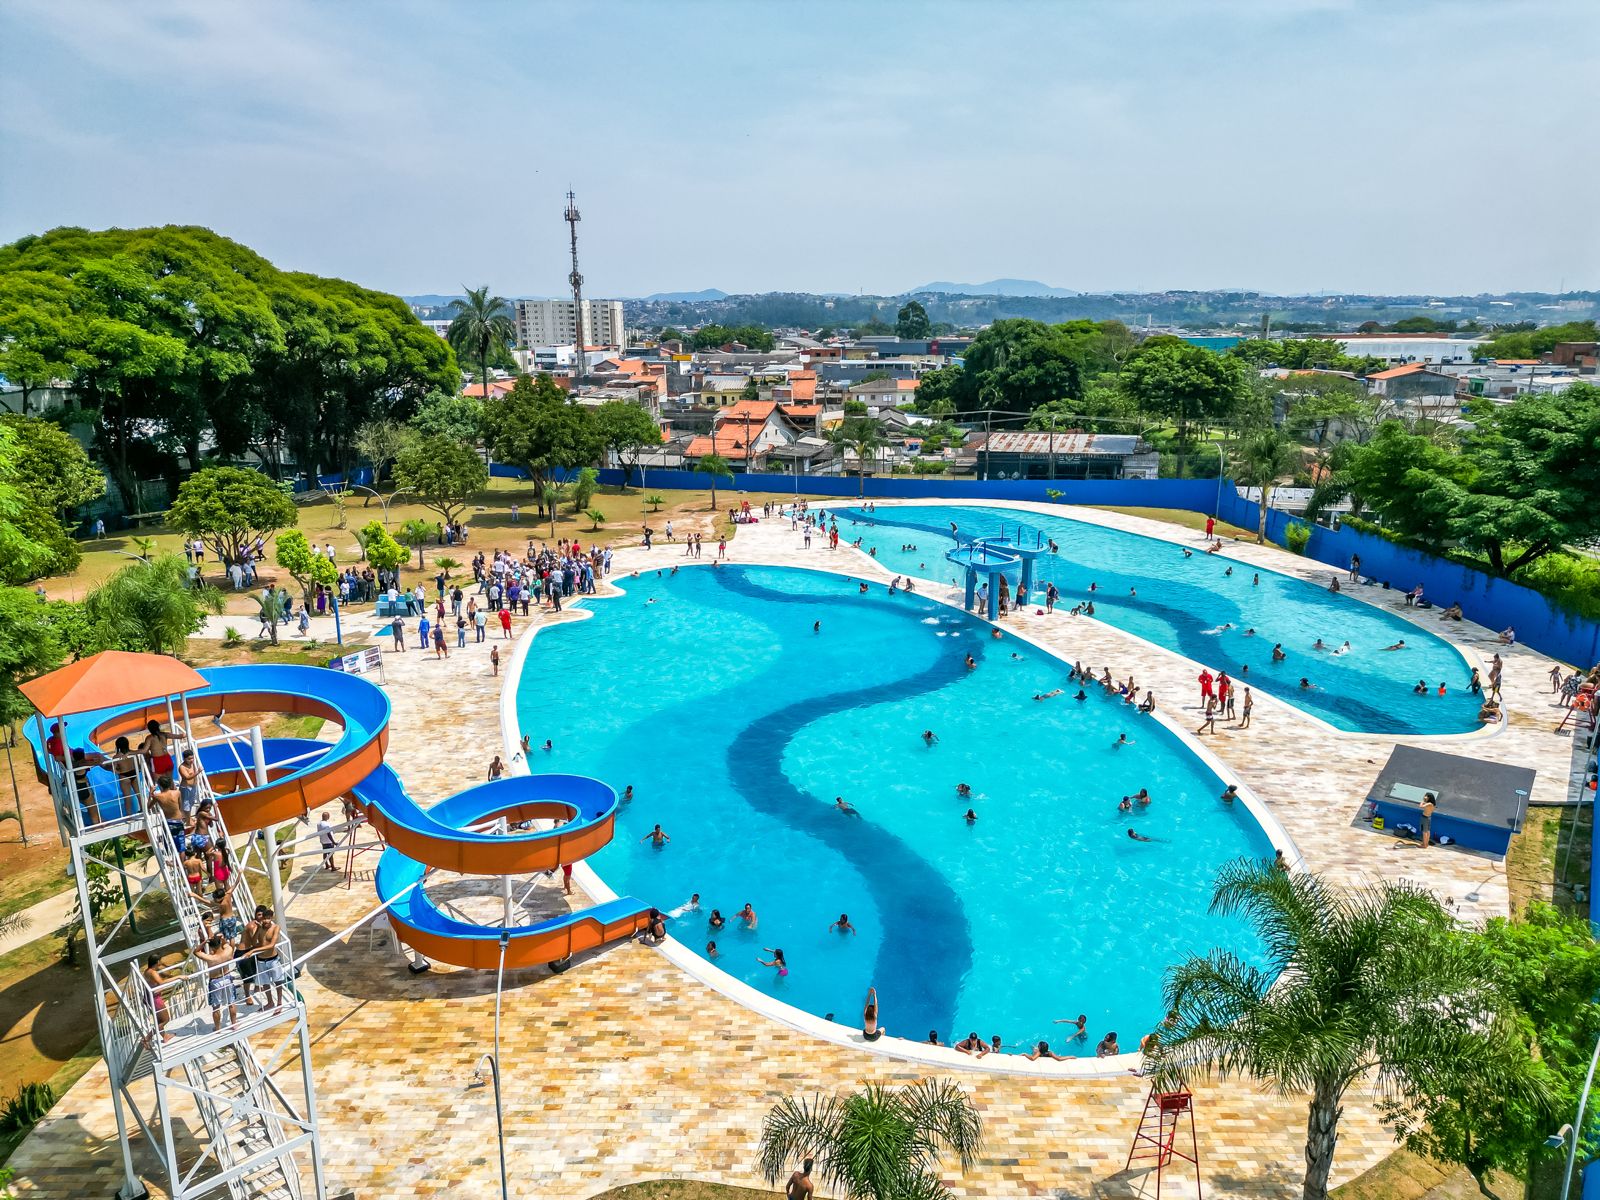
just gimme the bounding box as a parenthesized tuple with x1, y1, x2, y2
(9, 500, 1585, 1199)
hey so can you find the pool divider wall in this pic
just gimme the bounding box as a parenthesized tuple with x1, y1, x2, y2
(496, 558, 1301, 1079)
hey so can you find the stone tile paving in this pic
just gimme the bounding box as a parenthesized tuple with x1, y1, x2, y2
(11, 500, 1576, 1199)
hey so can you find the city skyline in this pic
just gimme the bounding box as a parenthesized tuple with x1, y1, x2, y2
(3, 0, 1597, 299)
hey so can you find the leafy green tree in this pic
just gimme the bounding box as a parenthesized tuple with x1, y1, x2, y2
(353, 419, 411, 495)
(1343, 422, 1468, 550)
(914, 365, 962, 418)
(0, 225, 456, 500)
(571, 466, 599, 513)
(1281, 377, 1385, 446)
(896, 300, 931, 339)
(445, 286, 516, 392)
(274, 530, 338, 601)
(657, 327, 685, 344)
(1427, 387, 1600, 575)
(1386, 903, 1600, 1189)
(393, 433, 487, 529)
(853, 316, 893, 337)
(83, 555, 223, 655)
(167, 466, 298, 566)
(695, 453, 733, 509)
(408, 390, 485, 444)
(1154, 861, 1551, 1200)
(1119, 337, 1253, 467)
(0, 586, 66, 836)
(1234, 431, 1300, 544)
(758, 1080, 983, 1200)
(357, 520, 406, 573)
(0, 415, 104, 517)
(1228, 339, 1381, 376)
(0, 417, 77, 584)
(690, 324, 775, 352)
(483, 373, 603, 507)
(1477, 320, 1596, 362)
(396, 518, 433, 569)
(594, 401, 663, 488)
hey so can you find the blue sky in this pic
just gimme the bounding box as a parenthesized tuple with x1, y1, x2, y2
(2, 0, 1595, 298)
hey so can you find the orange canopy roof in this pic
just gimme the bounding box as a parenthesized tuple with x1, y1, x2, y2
(19, 651, 209, 718)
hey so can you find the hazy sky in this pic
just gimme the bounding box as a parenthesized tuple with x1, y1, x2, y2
(3, 1, 1596, 299)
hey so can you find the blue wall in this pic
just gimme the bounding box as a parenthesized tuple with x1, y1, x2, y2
(487, 464, 1600, 667)
(1217, 491, 1600, 668)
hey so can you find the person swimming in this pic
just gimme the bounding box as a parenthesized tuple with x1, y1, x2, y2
(1034, 688, 1064, 700)
(1127, 828, 1156, 842)
(1383, 639, 1407, 651)
(1112, 733, 1133, 748)
(963, 808, 978, 823)
(956, 783, 972, 798)
(834, 796, 859, 816)
(1332, 641, 1351, 655)
(1220, 784, 1238, 803)
(1312, 639, 1327, 651)
(922, 729, 938, 745)
(1073, 689, 1088, 701)
(1201, 622, 1234, 635)
(1271, 643, 1286, 661)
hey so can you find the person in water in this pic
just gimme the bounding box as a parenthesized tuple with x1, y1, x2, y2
(956, 782, 972, 798)
(834, 796, 859, 816)
(759, 948, 788, 976)
(641, 824, 670, 847)
(964, 808, 978, 823)
(1127, 828, 1159, 842)
(829, 914, 856, 935)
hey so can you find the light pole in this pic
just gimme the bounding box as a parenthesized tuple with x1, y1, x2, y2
(477, 930, 512, 1200)
(346, 485, 393, 526)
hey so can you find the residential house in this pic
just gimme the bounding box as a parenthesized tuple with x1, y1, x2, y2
(1364, 363, 1463, 421)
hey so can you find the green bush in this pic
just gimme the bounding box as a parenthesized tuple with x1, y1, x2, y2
(1283, 521, 1312, 555)
(222, 625, 241, 645)
(0, 1081, 55, 1132)
(572, 466, 599, 512)
(1510, 553, 1600, 622)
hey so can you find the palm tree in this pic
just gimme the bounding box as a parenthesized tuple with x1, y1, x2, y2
(829, 418, 886, 498)
(696, 454, 732, 510)
(252, 589, 288, 646)
(758, 1080, 983, 1200)
(1234, 430, 1299, 544)
(397, 518, 433, 569)
(445, 286, 516, 395)
(85, 555, 224, 655)
(1152, 861, 1550, 1200)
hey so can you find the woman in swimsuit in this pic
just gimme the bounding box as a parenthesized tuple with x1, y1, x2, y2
(111, 736, 139, 805)
(759, 948, 788, 977)
(143, 954, 177, 1043)
(708, 909, 726, 931)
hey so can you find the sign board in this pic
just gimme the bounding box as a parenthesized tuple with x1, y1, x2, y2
(330, 645, 385, 683)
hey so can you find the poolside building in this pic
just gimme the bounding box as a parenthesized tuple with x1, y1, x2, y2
(963, 431, 1159, 480)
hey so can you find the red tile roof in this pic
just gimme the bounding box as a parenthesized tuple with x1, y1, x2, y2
(684, 436, 752, 460)
(1366, 364, 1430, 381)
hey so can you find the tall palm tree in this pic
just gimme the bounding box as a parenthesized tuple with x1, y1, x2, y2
(830, 417, 886, 498)
(445, 286, 516, 395)
(1234, 430, 1299, 544)
(85, 555, 223, 655)
(758, 1080, 983, 1200)
(696, 454, 732, 510)
(1152, 860, 1550, 1200)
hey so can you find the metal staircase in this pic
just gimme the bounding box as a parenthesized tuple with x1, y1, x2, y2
(41, 716, 326, 1200)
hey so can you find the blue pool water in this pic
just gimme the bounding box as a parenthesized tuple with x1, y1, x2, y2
(516, 564, 1272, 1054)
(835, 504, 1480, 735)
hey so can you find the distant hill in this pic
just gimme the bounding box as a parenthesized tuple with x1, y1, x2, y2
(640, 288, 728, 302)
(400, 294, 463, 308)
(913, 278, 1078, 298)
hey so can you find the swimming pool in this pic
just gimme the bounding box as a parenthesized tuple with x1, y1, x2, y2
(834, 504, 1481, 735)
(515, 563, 1274, 1055)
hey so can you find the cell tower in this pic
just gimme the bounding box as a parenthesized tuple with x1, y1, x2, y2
(565, 191, 585, 378)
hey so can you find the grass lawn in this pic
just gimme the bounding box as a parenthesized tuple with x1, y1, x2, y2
(38, 481, 811, 612)
(1506, 802, 1593, 918)
(1090, 505, 1257, 542)
(1330, 1147, 1523, 1200)
(588, 1183, 774, 1200)
(0, 935, 102, 1166)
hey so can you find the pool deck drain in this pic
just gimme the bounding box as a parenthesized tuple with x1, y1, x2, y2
(10, 500, 1582, 1199)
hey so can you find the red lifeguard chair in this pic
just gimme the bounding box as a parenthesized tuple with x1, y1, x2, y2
(1124, 1087, 1203, 1199)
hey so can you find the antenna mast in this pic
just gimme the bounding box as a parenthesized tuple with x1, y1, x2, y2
(565, 191, 585, 377)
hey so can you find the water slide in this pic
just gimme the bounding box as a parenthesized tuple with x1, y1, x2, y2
(31, 663, 651, 970)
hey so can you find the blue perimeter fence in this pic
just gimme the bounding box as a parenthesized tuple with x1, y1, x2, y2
(493, 464, 1600, 670)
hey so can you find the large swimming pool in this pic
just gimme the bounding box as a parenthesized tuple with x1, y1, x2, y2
(835, 504, 1481, 735)
(515, 564, 1273, 1055)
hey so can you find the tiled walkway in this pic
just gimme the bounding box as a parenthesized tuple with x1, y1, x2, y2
(11, 501, 1581, 1199)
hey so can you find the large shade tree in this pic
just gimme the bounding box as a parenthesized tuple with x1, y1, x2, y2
(445, 286, 516, 393)
(594, 401, 663, 488)
(484, 373, 602, 504)
(1152, 861, 1551, 1200)
(393, 434, 487, 529)
(167, 466, 298, 567)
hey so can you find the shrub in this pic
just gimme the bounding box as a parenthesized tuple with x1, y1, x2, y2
(222, 625, 241, 646)
(1046, 489, 1064, 502)
(586, 509, 607, 531)
(645, 494, 664, 512)
(572, 466, 599, 512)
(1283, 521, 1312, 555)
(0, 1081, 55, 1132)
